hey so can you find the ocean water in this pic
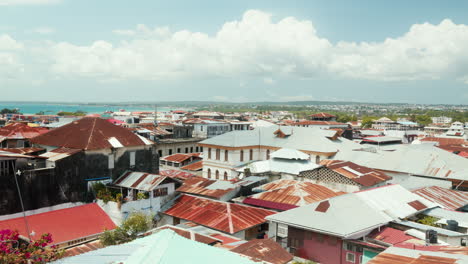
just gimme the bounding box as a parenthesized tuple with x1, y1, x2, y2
(0, 103, 174, 115)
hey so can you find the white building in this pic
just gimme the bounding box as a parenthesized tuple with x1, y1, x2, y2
(198, 126, 364, 180)
(432, 116, 453, 124)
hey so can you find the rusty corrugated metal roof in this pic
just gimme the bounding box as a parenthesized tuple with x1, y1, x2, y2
(162, 153, 201, 163)
(320, 159, 392, 187)
(412, 186, 468, 211)
(0, 122, 48, 139)
(164, 195, 276, 234)
(113, 171, 168, 191)
(181, 160, 203, 171)
(177, 176, 237, 199)
(231, 239, 293, 264)
(31, 117, 152, 150)
(159, 169, 196, 181)
(63, 240, 103, 257)
(243, 180, 345, 210)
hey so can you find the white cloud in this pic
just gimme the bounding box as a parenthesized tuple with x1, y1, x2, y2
(3, 10, 468, 87)
(0, 0, 61, 5)
(32, 27, 55, 35)
(0, 34, 23, 50)
(280, 95, 315, 101)
(263, 77, 275, 85)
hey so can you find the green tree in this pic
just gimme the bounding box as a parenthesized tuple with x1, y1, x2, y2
(415, 115, 432, 126)
(0, 108, 19, 115)
(100, 212, 152, 246)
(361, 117, 375, 128)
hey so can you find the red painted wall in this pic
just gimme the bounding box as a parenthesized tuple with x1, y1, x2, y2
(293, 231, 343, 264)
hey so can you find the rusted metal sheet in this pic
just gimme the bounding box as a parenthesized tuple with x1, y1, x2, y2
(181, 160, 203, 171)
(114, 171, 167, 191)
(63, 240, 103, 257)
(407, 200, 427, 211)
(0, 122, 48, 139)
(412, 186, 468, 211)
(320, 160, 392, 187)
(177, 176, 236, 199)
(244, 180, 344, 210)
(164, 194, 275, 234)
(31, 117, 151, 150)
(231, 238, 293, 264)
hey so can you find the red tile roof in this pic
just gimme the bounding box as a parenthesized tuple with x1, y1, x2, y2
(231, 239, 293, 264)
(0, 204, 116, 244)
(176, 177, 237, 199)
(0, 123, 48, 139)
(164, 195, 276, 234)
(181, 160, 203, 171)
(30, 117, 151, 150)
(412, 186, 468, 211)
(320, 160, 392, 186)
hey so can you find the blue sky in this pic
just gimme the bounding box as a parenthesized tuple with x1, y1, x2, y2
(0, 0, 468, 103)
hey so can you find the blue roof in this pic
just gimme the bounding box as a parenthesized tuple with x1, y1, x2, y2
(52, 229, 256, 264)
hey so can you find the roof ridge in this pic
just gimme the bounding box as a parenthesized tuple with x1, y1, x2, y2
(85, 118, 98, 150)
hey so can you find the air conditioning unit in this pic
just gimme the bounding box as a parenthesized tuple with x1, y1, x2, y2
(277, 224, 288, 238)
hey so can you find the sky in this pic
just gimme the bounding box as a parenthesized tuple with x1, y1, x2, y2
(0, 0, 468, 104)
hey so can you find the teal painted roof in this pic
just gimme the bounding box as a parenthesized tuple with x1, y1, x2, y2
(52, 229, 256, 264)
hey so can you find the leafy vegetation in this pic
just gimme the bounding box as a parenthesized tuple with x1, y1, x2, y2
(92, 182, 122, 204)
(57, 111, 86, 116)
(416, 214, 440, 227)
(0, 229, 64, 263)
(100, 212, 153, 246)
(0, 108, 20, 115)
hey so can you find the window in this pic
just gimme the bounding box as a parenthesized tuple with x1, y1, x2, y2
(346, 243, 354, 251)
(177, 148, 181, 153)
(225, 150, 229, 161)
(266, 149, 270, 160)
(215, 170, 219, 179)
(356, 246, 363, 253)
(240, 150, 244, 162)
(208, 148, 212, 159)
(200, 147, 203, 152)
(185, 147, 189, 153)
(108, 154, 114, 169)
(153, 187, 168, 197)
(190, 147, 193, 153)
(346, 252, 356, 263)
(315, 155, 320, 164)
(207, 169, 211, 178)
(195, 147, 199, 152)
(158, 150, 162, 157)
(316, 233, 324, 243)
(249, 149, 253, 160)
(169, 149, 173, 155)
(224, 172, 228, 180)
(130, 152, 135, 167)
(216, 149, 221, 160)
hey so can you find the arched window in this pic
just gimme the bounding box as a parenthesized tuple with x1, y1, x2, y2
(225, 150, 229, 161)
(215, 170, 219, 179)
(240, 150, 244, 162)
(224, 172, 228, 180)
(266, 149, 270, 160)
(208, 148, 212, 159)
(249, 149, 253, 160)
(207, 168, 211, 178)
(216, 149, 221, 160)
